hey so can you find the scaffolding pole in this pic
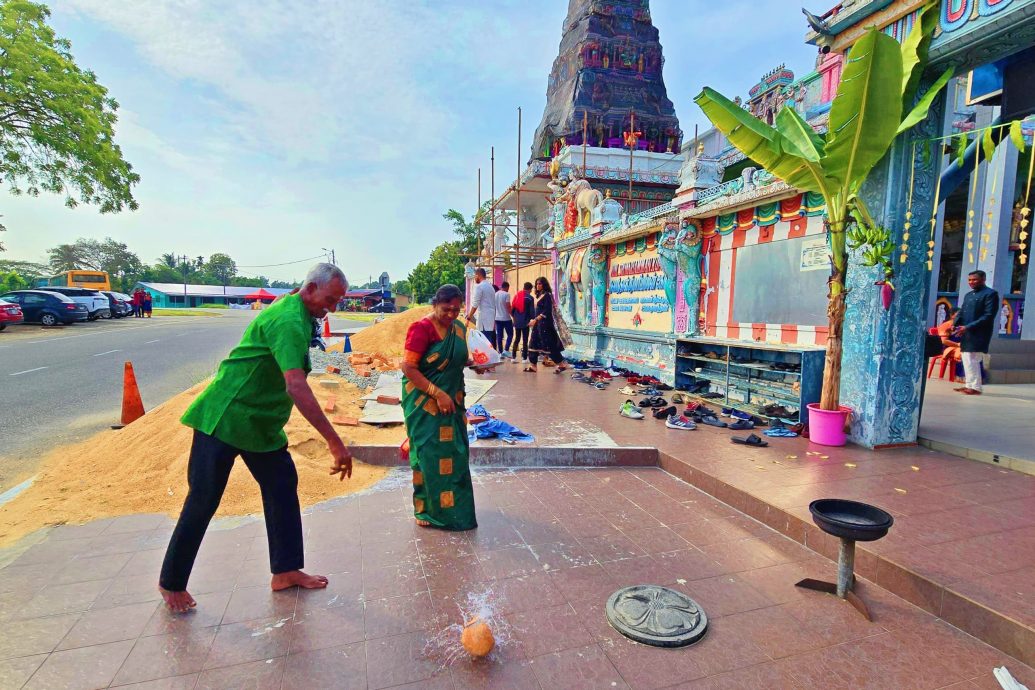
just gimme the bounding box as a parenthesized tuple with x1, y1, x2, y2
(516, 106, 522, 291)
(490, 146, 495, 269)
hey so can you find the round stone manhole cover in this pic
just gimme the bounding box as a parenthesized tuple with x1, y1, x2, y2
(605, 585, 708, 647)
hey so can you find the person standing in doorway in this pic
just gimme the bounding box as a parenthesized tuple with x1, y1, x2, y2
(465, 267, 497, 348)
(494, 281, 514, 358)
(953, 270, 999, 395)
(511, 281, 534, 363)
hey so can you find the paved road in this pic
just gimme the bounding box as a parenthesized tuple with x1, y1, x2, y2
(0, 311, 364, 489)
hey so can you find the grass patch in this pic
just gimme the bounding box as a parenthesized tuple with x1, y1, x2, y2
(197, 303, 229, 309)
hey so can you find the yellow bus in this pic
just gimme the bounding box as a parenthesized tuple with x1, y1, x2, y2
(37, 270, 112, 291)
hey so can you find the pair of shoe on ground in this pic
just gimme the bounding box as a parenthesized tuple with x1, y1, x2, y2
(618, 400, 694, 428)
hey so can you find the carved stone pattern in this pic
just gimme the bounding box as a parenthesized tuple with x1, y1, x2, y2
(606, 585, 708, 647)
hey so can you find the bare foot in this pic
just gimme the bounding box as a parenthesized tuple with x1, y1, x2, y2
(416, 519, 431, 527)
(159, 586, 197, 614)
(271, 570, 328, 591)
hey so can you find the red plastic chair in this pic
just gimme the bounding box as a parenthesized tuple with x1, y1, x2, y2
(927, 327, 958, 382)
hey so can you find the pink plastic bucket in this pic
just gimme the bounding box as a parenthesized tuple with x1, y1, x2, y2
(806, 404, 852, 447)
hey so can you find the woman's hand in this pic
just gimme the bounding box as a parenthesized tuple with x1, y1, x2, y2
(435, 389, 456, 415)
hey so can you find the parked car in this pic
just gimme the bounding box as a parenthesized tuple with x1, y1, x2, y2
(0, 298, 23, 331)
(102, 290, 133, 318)
(37, 286, 110, 320)
(0, 290, 89, 325)
(367, 301, 396, 313)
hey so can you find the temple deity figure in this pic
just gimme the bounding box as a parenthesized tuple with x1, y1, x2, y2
(677, 220, 704, 336)
(657, 222, 680, 333)
(584, 245, 609, 325)
(557, 251, 574, 322)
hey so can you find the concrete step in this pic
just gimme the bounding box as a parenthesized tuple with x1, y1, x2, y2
(988, 369, 1035, 384)
(989, 338, 1035, 355)
(988, 352, 1035, 369)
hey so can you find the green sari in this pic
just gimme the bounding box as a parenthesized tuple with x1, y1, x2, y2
(402, 319, 477, 530)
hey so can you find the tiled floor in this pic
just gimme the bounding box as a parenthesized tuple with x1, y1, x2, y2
(476, 362, 1035, 662)
(919, 377, 1035, 463)
(2, 467, 1033, 690)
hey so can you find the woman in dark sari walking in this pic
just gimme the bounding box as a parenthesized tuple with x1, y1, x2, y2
(400, 285, 479, 530)
(525, 276, 569, 374)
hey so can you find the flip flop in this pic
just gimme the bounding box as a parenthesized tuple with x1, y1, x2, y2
(764, 428, 798, 438)
(731, 433, 768, 447)
(523, 367, 537, 373)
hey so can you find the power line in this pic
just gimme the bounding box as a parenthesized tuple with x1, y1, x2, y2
(237, 254, 327, 269)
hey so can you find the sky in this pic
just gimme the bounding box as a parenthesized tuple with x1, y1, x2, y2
(2, 0, 819, 284)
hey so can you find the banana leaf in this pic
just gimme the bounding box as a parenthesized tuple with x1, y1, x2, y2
(775, 106, 824, 160)
(822, 30, 904, 199)
(1010, 120, 1027, 153)
(694, 87, 825, 194)
(901, 1, 939, 109)
(897, 67, 954, 135)
(981, 127, 996, 163)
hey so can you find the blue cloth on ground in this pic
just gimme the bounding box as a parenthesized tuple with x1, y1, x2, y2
(763, 428, 798, 438)
(467, 404, 491, 419)
(469, 418, 535, 443)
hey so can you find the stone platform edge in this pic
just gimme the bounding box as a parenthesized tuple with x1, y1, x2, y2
(656, 451, 1035, 669)
(917, 437, 1035, 477)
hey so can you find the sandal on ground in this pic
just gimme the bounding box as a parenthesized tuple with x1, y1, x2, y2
(523, 366, 537, 373)
(731, 433, 768, 447)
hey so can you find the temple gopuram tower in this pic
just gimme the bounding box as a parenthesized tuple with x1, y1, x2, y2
(532, 0, 682, 160)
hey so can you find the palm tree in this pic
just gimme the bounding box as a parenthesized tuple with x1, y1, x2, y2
(48, 244, 87, 272)
(159, 253, 177, 268)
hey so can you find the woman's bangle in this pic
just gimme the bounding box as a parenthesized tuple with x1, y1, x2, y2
(427, 384, 439, 397)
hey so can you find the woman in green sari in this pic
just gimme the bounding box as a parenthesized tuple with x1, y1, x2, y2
(400, 284, 482, 530)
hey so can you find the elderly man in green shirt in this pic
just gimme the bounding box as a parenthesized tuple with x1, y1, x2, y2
(159, 263, 352, 613)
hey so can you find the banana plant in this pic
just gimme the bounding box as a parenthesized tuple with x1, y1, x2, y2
(693, 0, 952, 411)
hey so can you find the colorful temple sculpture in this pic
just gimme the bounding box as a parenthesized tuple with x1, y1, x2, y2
(470, 0, 1035, 450)
(531, 0, 682, 159)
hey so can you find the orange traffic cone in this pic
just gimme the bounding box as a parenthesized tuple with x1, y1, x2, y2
(323, 317, 332, 338)
(121, 361, 146, 425)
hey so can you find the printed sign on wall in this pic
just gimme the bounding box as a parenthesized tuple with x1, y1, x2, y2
(800, 237, 831, 272)
(606, 247, 671, 332)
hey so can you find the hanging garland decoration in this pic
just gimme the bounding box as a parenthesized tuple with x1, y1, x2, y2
(979, 128, 999, 264)
(965, 131, 981, 266)
(900, 143, 917, 265)
(1020, 131, 1034, 266)
(926, 141, 945, 272)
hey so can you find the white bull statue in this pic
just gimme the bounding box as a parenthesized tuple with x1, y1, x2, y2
(567, 178, 604, 229)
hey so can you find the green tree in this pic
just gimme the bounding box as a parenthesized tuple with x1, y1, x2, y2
(270, 279, 300, 289)
(159, 253, 177, 268)
(0, 0, 139, 230)
(392, 279, 411, 297)
(0, 258, 46, 283)
(443, 201, 491, 255)
(141, 263, 180, 283)
(47, 242, 87, 271)
(1, 269, 26, 291)
(407, 241, 464, 303)
(79, 237, 142, 291)
(203, 253, 237, 294)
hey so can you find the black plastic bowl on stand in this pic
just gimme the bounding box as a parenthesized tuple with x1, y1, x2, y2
(795, 499, 894, 621)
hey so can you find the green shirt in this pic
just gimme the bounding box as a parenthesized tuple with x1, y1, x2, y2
(182, 293, 314, 452)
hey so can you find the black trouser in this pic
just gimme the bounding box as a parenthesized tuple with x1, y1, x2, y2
(495, 321, 513, 353)
(480, 329, 497, 348)
(512, 326, 530, 359)
(529, 346, 564, 366)
(160, 431, 303, 591)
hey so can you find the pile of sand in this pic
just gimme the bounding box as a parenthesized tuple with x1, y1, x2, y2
(348, 306, 433, 357)
(0, 376, 407, 546)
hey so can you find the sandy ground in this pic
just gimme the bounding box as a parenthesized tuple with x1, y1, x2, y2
(0, 375, 406, 546)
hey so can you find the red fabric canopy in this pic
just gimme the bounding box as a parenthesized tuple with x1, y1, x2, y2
(243, 288, 277, 300)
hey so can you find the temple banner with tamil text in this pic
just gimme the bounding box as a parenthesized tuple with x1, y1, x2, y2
(606, 246, 670, 332)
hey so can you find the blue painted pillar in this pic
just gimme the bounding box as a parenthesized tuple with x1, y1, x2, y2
(840, 84, 947, 448)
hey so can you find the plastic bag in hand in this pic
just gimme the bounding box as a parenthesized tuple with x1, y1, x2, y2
(466, 328, 502, 369)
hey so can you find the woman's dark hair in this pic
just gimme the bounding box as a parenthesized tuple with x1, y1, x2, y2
(535, 276, 552, 293)
(431, 284, 463, 305)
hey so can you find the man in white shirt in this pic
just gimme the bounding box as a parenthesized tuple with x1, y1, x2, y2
(466, 267, 497, 347)
(494, 281, 514, 358)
